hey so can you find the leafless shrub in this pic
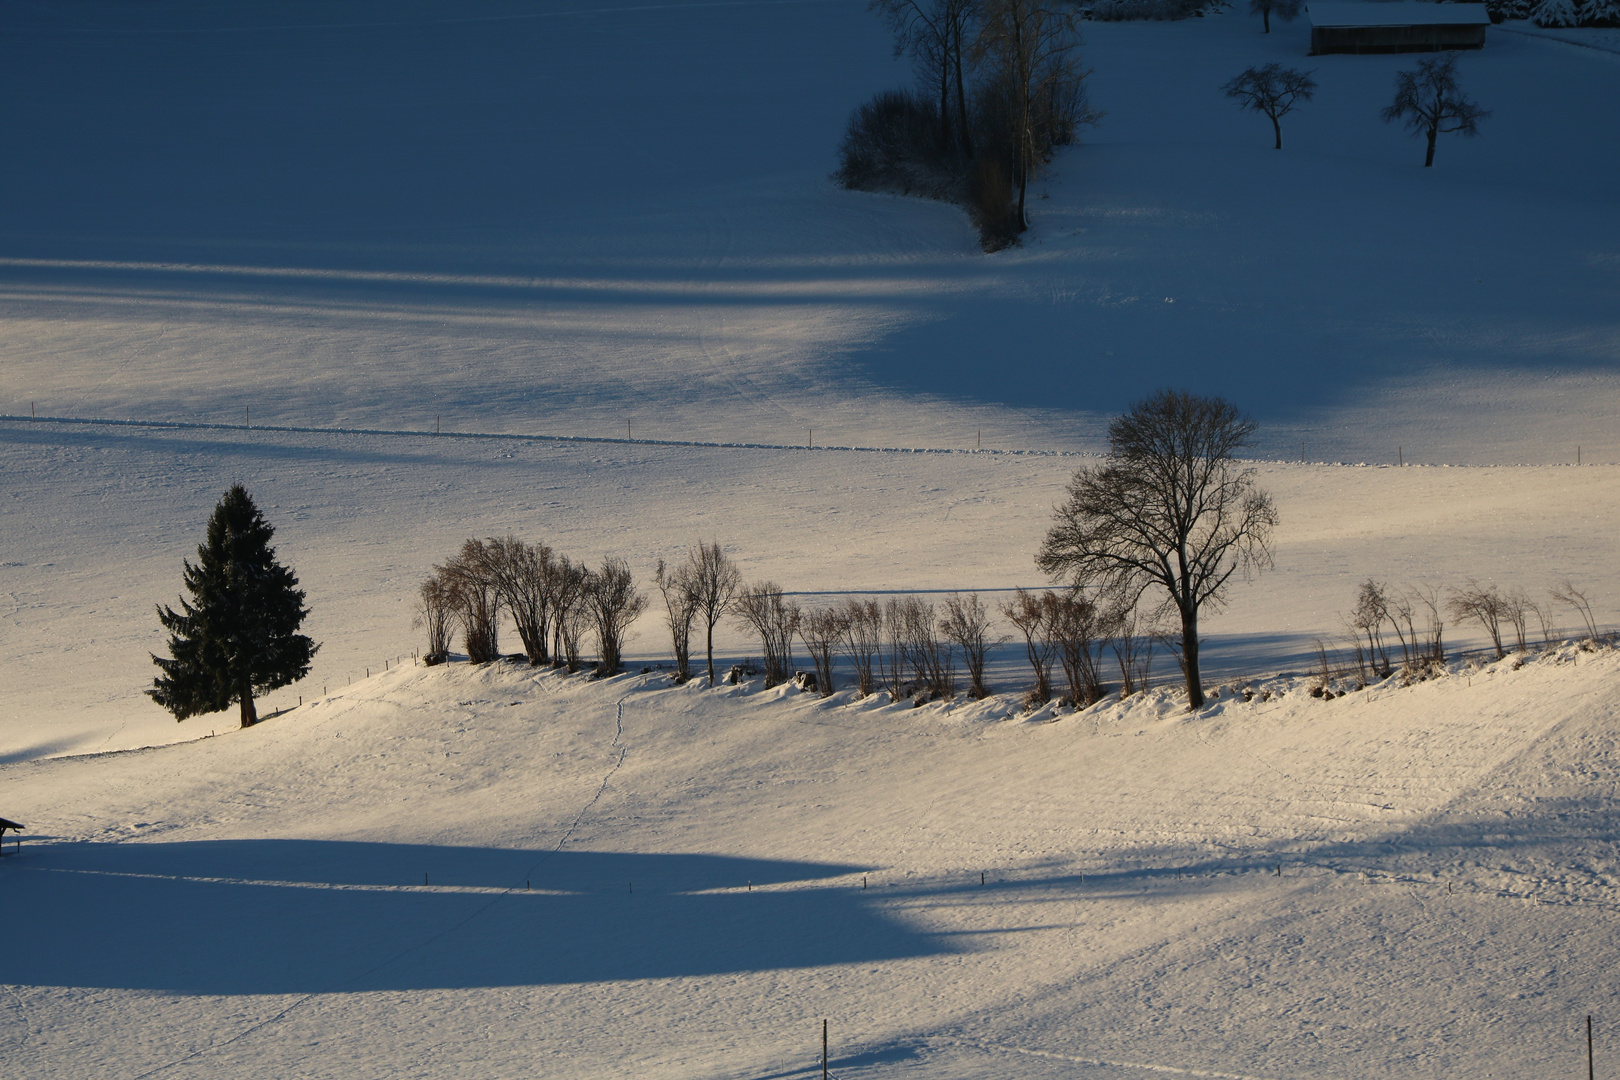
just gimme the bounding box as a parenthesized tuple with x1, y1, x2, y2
(1527, 594, 1556, 647)
(413, 573, 454, 661)
(882, 597, 911, 700)
(1502, 588, 1533, 653)
(1047, 591, 1108, 706)
(654, 557, 698, 682)
(840, 599, 884, 698)
(1449, 579, 1507, 660)
(1551, 580, 1600, 641)
(799, 607, 849, 698)
(551, 556, 590, 673)
(1411, 584, 1446, 666)
(583, 557, 647, 677)
(1109, 604, 1152, 697)
(1349, 579, 1393, 678)
(1003, 588, 1057, 706)
(941, 593, 1000, 699)
(734, 583, 801, 688)
(472, 535, 557, 666)
(438, 541, 502, 664)
(687, 540, 742, 687)
(886, 595, 952, 701)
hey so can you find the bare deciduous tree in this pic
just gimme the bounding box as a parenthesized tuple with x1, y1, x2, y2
(1448, 579, 1507, 659)
(551, 556, 589, 673)
(799, 607, 849, 697)
(941, 593, 999, 699)
(654, 557, 698, 682)
(473, 535, 557, 665)
(583, 557, 647, 677)
(1109, 604, 1152, 697)
(1247, 0, 1301, 32)
(1551, 580, 1600, 641)
(1048, 591, 1108, 706)
(1003, 587, 1057, 705)
(1223, 63, 1316, 149)
(414, 573, 454, 662)
(1381, 54, 1488, 168)
(840, 599, 884, 697)
(1037, 390, 1277, 709)
(974, 0, 1094, 229)
(1349, 579, 1393, 679)
(687, 540, 742, 686)
(438, 541, 502, 663)
(733, 583, 801, 688)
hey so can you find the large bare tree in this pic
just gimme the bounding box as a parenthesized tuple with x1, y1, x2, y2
(1222, 63, 1316, 150)
(1381, 54, 1488, 168)
(1037, 390, 1277, 708)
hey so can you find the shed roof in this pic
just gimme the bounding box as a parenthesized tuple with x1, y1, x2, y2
(1308, 2, 1490, 26)
(0, 817, 22, 831)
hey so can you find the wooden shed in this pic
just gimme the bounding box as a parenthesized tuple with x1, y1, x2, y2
(0, 816, 22, 855)
(1308, 2, 1490, 53)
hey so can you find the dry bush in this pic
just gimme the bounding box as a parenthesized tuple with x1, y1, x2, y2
(840, 599, 884, 697)
(1551, 581, 1600, 641)
(734, 583, 801, 688)
(654, 557, 698, 682)
(941, 593, 1000, 699)
(1449, 580, 1508, 660)
(551, 556, 590, 673)
(1109, 605, 1152, 697)
(799, 607, 849, 697)
(686, 540, 742, 687)
(438, 541, 502, 663)
(1003, 588, 1057, 706)
(583, 557, 647, 677)
(413, 573, 454, 662)
(1047, 591, 1108, 706)
(472, 535, 557, 665)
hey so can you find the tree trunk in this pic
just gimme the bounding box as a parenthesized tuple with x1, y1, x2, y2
(939, 69, 952, 156)
(1263, 6, 1271, 31)
(1424, 125, 1437, 167)
(706, 621, 717, 686)
(1271, 115, 1282, 150)
(952, 28, 973, 159)
(239, 686, 259, 728)
(1181, 607, 1204, 708)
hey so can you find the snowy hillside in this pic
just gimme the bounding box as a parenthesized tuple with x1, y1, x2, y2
(1, 0, 1617, 1075)
(5, 647, 1619, 1078)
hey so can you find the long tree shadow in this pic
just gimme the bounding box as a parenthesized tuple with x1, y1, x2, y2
(3, 841, 953, 995)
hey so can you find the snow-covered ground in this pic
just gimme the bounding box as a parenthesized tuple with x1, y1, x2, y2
(6, 648, 1620, 1078)
(2, 0, 1617, 1075)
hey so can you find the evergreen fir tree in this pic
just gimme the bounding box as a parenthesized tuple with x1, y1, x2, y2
(1532, 0, 1582, 26)
(1581, 0, 1618, 24)
(149, 485, 318, 727)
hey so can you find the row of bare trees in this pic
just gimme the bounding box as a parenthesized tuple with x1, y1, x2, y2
(416, 538, 646, 676)
(1333, 577, 1603, 685)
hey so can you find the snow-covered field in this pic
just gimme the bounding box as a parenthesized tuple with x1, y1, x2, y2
(2, 0, 1618, 1075)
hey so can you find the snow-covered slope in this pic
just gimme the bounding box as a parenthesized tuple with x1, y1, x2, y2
(5, 648, 1618, 1078)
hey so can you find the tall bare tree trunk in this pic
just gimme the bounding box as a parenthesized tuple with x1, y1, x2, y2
(239, 685, 259, 727)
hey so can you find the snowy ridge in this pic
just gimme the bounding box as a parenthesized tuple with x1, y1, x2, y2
(5, 644, 1618, 1077)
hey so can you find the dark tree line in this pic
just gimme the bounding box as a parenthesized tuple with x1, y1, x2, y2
(840, 0, 1101, 250)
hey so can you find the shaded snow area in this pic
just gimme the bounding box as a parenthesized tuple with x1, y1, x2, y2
(5, 649, 1620, 1079)
(2, 0, 1618, 1076)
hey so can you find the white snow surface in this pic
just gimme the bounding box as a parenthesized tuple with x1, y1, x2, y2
(2, 0, 1619, 1075)
(5, 649, 1620, 1079)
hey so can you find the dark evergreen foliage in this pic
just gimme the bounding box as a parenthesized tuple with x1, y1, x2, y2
(148, 485, 318, 727)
